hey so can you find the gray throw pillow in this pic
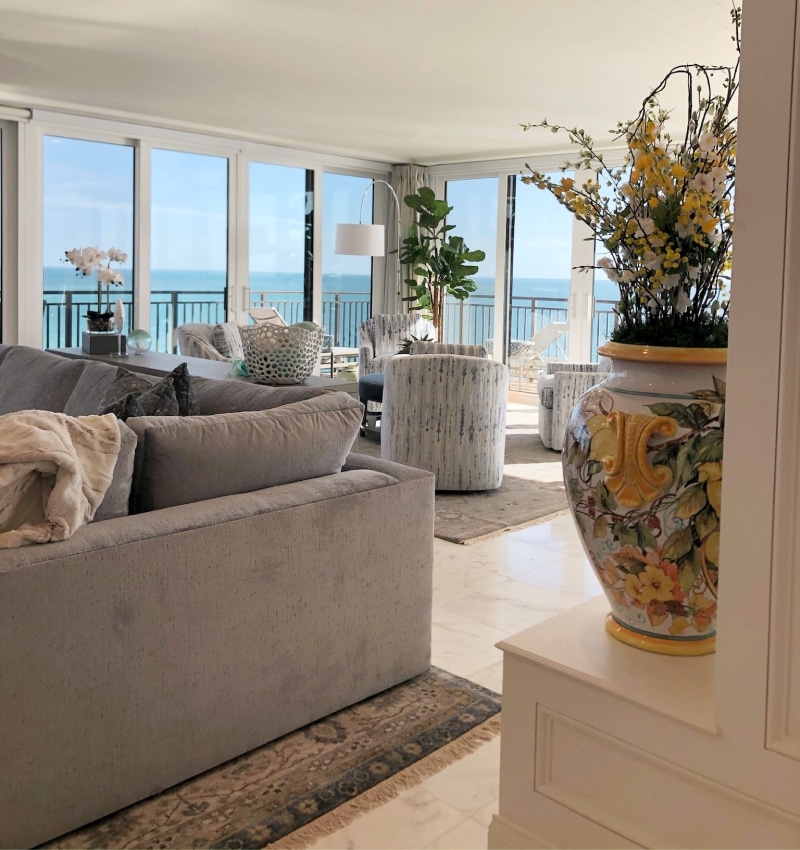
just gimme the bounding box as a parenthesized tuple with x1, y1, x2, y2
(93, 420, 138, 521)
(100, 364, 198, 419)
(126, 392, 363, 513)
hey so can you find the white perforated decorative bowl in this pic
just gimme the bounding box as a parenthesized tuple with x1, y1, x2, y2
(239, 323, 325, 385)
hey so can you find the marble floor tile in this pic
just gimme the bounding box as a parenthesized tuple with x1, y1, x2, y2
(306, 785, 465, 850)
(439, 576, 582, 634)
(430, 607, 510, 680)
(465, 660, 503, 694)
(472, 799, 500, 829)
(423, 817, 488, 849)
(513, 552, 605, 601)
(420, 736, 501, 818)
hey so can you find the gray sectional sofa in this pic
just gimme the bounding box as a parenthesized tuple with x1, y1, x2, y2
(0, 345, 435, 849)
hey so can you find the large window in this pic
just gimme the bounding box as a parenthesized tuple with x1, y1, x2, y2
(511, 172, 573, 358)
(322, 173, 373, 347)
(151, 148, 228, 351)
(249, 162, 308, 325)
(442, 177, 498, 347)
(42, 136, 134, 348)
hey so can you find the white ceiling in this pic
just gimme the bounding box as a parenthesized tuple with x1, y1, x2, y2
(0, 0, 740, 165)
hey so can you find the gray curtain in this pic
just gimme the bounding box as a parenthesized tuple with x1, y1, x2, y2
(385, 164, 427, 315)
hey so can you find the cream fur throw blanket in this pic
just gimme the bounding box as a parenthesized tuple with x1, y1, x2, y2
(0, 410, 121, 548)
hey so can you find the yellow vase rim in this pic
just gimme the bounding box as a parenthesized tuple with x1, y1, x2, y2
(597, 341, 728, 365)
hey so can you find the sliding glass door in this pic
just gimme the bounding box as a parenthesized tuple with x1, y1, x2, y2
(151, 149, 228, 351)
(441, 177, 497, 347)
(42, 136, 134, 349)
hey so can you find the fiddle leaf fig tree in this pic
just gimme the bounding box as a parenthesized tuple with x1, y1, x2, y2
(399, 187, 485, 340)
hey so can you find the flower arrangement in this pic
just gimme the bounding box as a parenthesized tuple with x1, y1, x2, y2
(64, 246, 128, 330)
(521, 7, 740, 349)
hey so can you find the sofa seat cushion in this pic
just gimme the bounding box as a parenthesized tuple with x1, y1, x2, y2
(126, 391, 364, 512)
(0, 347, 88, 414)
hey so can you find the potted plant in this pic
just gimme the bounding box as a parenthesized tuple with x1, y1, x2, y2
(399, 187, 485, 340)
(64, 246, 128, 331)
(519, 7, 740, 656)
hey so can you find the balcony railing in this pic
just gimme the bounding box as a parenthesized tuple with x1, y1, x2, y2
(43, 289, 616, 359)
(444, 294, 618, 359)
(43, 289, 372, 353)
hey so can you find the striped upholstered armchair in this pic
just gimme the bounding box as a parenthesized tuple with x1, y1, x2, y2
(537, 358, 612, 450)
(357, 314, 435, 377)
(381, 353, 509, 491)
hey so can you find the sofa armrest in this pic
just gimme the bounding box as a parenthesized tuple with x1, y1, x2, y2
(344, 451, 437, 485)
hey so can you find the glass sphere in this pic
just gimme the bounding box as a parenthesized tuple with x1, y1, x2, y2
(127, 328, 152, 355)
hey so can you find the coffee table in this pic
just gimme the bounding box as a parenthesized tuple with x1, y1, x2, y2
(48, 348, 360, 399)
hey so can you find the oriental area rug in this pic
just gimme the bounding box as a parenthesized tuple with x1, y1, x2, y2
(44, 668, 501, 850)
(355, 400, 569, 545)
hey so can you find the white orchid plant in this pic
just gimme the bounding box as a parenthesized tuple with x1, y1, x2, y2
(64, 246, 128, 325)
(521, 6, 740, 348)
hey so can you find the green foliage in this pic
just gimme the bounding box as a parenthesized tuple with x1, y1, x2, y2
(399, 187, 485, 335)
(397, 333, 434, 355)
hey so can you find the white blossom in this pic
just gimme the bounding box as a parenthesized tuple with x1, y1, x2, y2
(96, 266, 124, 286)
(691, 172, 714, 193)
(698, 131, 717, 152)
(675, 289, 693, 314)
(643, 250, 662, 271)
(106, 247, 128, 263)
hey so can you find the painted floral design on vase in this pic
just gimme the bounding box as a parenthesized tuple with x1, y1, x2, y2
(563, 342, 726, 656)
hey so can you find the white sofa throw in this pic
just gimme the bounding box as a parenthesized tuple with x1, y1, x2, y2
(0, 411, 121, 548)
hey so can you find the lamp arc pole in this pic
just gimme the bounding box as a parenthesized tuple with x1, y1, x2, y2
(357, 179, 402, 310)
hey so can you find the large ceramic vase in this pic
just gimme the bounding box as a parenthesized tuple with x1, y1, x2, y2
(562, 342, 726, 656)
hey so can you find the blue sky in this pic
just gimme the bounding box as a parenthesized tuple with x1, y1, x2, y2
(44, 137, 374, 279)
(43, 136, 575, 282)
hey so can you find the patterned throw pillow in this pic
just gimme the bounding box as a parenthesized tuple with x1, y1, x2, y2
(100, 364, 198, 420)
(212, 323, 244, 361)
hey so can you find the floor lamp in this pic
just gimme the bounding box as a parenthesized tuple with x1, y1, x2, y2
(335, 179, 402, 311)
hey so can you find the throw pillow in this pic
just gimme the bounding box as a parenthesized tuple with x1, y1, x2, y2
(212, 322, 245, 361)
(93, 420, 138, 521)
(100, 364, 199, 420)
(170, 362, 200, 416)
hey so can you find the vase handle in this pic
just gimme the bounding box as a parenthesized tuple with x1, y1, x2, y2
(603, 411, 677, 508)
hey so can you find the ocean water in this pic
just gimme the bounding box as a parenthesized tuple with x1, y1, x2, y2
(42, 267, 618, 350)
(45, 267, 617, 300)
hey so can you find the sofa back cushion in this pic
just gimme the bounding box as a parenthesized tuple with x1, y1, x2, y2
(191, 376, 330, 415)
(126, 391, 363, 513)
(0, 347, 89, 414)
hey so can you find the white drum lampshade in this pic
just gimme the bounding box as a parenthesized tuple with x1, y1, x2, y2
(335, 223, 386, 256)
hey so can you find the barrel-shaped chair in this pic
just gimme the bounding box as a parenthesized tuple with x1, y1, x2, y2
(381, 353, 509, 491)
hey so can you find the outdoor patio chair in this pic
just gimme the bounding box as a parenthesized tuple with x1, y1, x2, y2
(509, 321, 569, 389)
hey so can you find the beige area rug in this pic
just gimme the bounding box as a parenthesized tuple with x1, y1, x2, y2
(356, 401, 569, 544)
(44, 668, 501, 850)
